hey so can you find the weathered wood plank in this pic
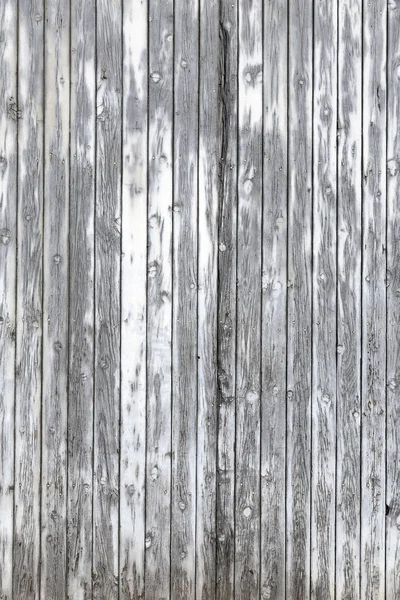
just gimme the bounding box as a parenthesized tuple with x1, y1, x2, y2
(14, 1, 44, 598)
(120, 0, 147, 598)
(361, 3, 387, 599)
(260, 0, 287, 597)
(0, 1, 17, 597)
(197, 0, 218, 596)
(171, 0, 199, 595)
(235, 0, 262, 596)
(41, 0, 70, 596)
(67, 0, 96, 597)
(387, 0, 400, 596)
(93, 0, 122, 596)
(336, 0, 362, 598)
(145, 0, 173, 595)
(311, 1, 337, 598)
(286, 0, 313, 597)
(216, 0, 238, 596)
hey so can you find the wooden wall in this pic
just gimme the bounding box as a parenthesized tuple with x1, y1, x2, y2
(0, 0, 398, 598)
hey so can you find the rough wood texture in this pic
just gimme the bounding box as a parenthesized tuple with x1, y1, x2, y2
(2, 1, 399, 597)
(336, 1, 362, 598)
(0, 0, 17, 597)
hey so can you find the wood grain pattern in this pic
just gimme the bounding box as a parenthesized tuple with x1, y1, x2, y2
(120, 0, 147, 598)
(261, 0, 287, 597)
(171, 0, 199, 595)
(336, 1, 362, 598)
(14, 0, 44, 597)
(286, 0, 313, 598)
(146, 0, 173, 595)
(235, 0, 262, 596)
(93, 0, 122, 597)
(361, 2, 387, 599)
(0, 1, 17, 597)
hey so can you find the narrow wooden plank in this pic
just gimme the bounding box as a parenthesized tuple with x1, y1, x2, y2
(235, 0, 262, 595)
(93, 0, 122, 596)
(216, 0, 238, 596)
(260, 0, 287, 597)
(14, 0, 44, 597)
(286, 0, 313, 597)
(197, 0, 218, 595)
(336, 0, 362, 598)
(311, 1, 337, 598)
(41, 0, 70, 596)
(171, 0, 199, 595)
(361, 3, 387, 599)
(145, 0, 173, 596)
(0, 1, 17, 597)
(120, 0, 148, 598)
(387, 1, 400, 596)
(67, 0, 96, 596)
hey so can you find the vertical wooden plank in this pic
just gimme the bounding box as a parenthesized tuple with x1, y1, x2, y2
(286, 0, 312, 597)
(260, 0, 287, 597)
(387, 0, 400, 596)
(216, 0, 237, 596)
(14, 0, 43, 596)
(311, 0, 337, 598)
(235, 0, 262, 596)
(361, 2, 387, 599)
(171, 0, 199, 594)
(41, 0, 69, 596)
(336, 0, 362, 598)
(120, 0, 147, 597)
(145, 0, 173, 595)
(68, 0, 96, 596)
(197, 0, 218, 596)
(0, 0, 17, 597)
(93, 0, 122, 596)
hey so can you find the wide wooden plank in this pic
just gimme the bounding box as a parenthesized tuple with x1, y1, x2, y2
(171, 0, 199, 595)
(120, 0, 147, 598)
(145, 0, 173, 595)
(387, 1, 400, 596)
(336, 0, 362, 598)
(311, 1, 337, 598)
(216, 0, 238, 596)
(67, 0, 96, 597)
(286, 0, 313, 597)
(41, 0, 70, 596)
(0, 1, 17, 597)
(197, 0, 218, 596)
(13, 0, 44, 597)
(260, 0, 287, 597)
(93, 0, 122, 596)
(235, 0, 262, 596)
(361, 3, 387, 599)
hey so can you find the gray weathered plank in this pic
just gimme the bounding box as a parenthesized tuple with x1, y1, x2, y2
(235, 0, 262, 595)
(13, 0, 44, 597)
(286, 0, 313, 597)
(41, 0, 70, 596)
(336, 0, 362, 598)
(361, 2, 387, 599)
(311, 0, 337, 598)
(93, 0, 122, 596)
(67, 0, 96, 597)
(216, 0, 238, 596)
(171, 0, 199, 595)
(120, 0, 147, 597)
(145, 0, 173, 595)
(197, 0, 218, 595)
(387, 0, 400, 596)
(0, 0, 17, 597)
(260, 0, 287, 597)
